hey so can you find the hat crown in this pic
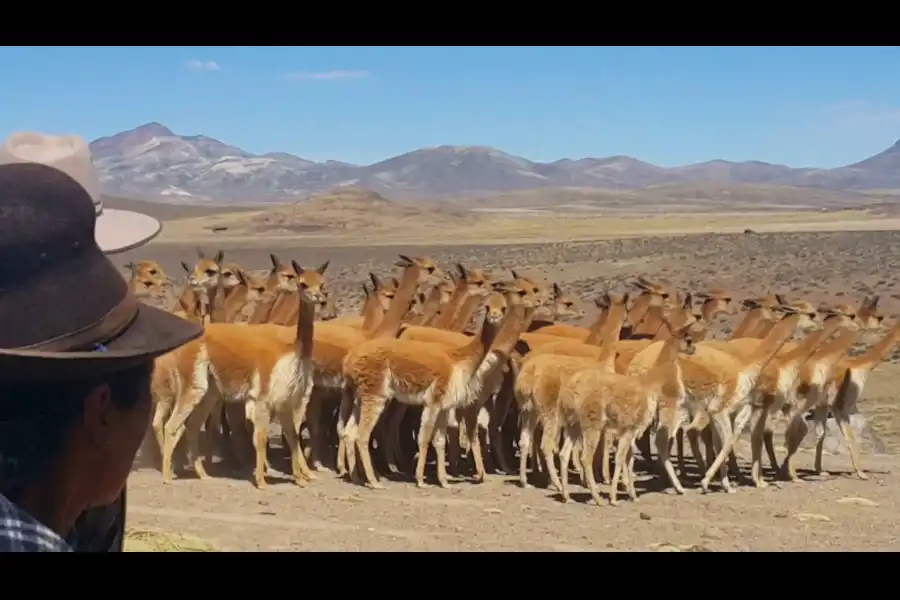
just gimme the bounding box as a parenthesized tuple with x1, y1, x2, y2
(0, 162, 126, 349)
(0, 132, 103, 214)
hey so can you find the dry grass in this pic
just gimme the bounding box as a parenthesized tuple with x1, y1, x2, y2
(138, 184, 900, 246)
(156, 209, 900, 247)
(124, 527, 219, 552)
(103, 195, 261, 221)
(447, 182, 890, 211)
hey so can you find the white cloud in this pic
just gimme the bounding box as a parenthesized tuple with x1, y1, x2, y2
(284, 69, 370, 82)
(821, 99, 900, 126)
(184, 59, 221, 72)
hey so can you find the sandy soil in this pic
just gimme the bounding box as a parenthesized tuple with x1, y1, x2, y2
(119, 229, 900, 551)
(125, 444, 900, 552)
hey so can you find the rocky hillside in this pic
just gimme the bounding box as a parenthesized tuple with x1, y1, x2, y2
(89, 122, 900, 203)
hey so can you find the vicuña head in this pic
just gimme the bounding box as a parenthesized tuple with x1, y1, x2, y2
(778, 302, 820, 332)
(510, 269, 552, 307)
(857, 295, 885, 331)
(453, 262, 493, 296)
(182, 248, 225, 290)
(818, 304, 862, 332)
(266, 253, 304, 293)
(289, 259, 328, 303)
(126, 259, 167, 299)
(370, 272, 399, 311)
(483, 291, 510, 325)
(694, 286, 737, 318)
(492, 278, 538, 308)
(741, 294, 786, 321)
(218, 262, 246, 291)
(394, 254, 444, 285)
(550, 282, 584, 320)
(664, 319, 697, 356)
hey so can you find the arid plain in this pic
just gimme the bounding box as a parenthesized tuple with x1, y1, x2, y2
(109, 191, 900, 552)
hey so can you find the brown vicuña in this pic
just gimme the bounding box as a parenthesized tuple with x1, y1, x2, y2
(627, 304, 815, 493)
(558, 321, 695, 505)
(514, 291, 629, 491)
(158, 259, 319, 490)
(780, 315, 900, 482)
(340, 287, 509, 489)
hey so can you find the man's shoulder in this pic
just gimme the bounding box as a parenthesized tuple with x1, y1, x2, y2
(0, 493, 73, 552)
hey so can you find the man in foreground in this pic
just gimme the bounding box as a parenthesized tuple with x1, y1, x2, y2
(0, 132, 202, 551)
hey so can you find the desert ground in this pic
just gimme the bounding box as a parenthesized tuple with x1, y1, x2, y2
(111, 201, 900, 552)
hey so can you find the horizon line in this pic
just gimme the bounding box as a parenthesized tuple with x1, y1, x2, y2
(85, 121, 893, 171)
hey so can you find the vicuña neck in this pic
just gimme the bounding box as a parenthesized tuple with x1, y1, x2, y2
(451, 310, 502, 366)
(731, 308, 769, 339)
(295, 294, 316, 361)
(370, 265, 422, 339)
(433, 278, 472, 330)
(645, 335, 684, 389)
(582, 308, 610, 345)
(847, 322, 900, 370)
(747, 313, 800, 371)
(781, 317, 841, 363)
(361, 292, 386, 332)
(415, 286, 444, 325)
(633, 305, 665, 336)
(448, 294, 483, 332)
(626, 293, 653, 328)
(489, 304, 534, 358)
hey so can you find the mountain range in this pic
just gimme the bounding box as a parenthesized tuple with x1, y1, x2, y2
(88, 122, 900, 204)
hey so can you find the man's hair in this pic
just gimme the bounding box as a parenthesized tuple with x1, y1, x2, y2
(0, 362, 153, 501)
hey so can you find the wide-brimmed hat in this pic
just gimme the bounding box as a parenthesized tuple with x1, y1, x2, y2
(0, 132, 164, 254)
(0, 132, 203, 382)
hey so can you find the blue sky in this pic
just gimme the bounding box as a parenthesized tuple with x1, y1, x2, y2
(2, 46, 899, 168)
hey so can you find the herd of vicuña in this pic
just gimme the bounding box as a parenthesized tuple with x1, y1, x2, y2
(124, 249, 899, 506)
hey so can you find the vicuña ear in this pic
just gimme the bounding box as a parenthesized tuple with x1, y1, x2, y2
(631, 278, 650, 292)
(595, 292, 611, 310)
(395, 254, 414, 267)
(742, 298, 761, 309)
(456, 263, 468, 280)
